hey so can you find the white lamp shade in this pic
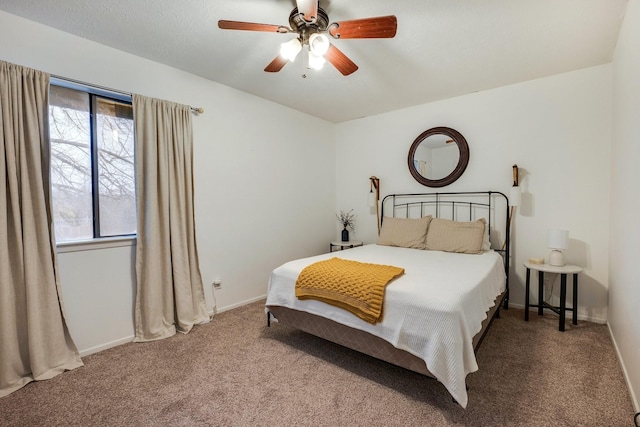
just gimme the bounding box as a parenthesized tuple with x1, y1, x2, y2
(280, 38, 302, 62)
(509, 186, 521, 207)
(309, 33, 330, 56)
(308, 52, 326, 70)
(547, 229, 569, 250)
(368, 191, 376, 207)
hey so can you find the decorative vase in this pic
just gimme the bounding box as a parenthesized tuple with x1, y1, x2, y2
(341, 228, 349, 242)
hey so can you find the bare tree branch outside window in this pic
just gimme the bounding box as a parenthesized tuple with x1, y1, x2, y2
(49, 85, 136, 242)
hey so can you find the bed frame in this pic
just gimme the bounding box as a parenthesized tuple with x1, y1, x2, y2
(267, 191, 510, 381)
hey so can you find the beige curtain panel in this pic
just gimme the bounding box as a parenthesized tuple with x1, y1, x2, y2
(0, 61, 83, 397)
(132, 94, 208, 342)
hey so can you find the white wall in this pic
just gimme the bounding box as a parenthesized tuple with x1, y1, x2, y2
(335, 65, 612, 323)
(610, 0, 640, 412)
(0, 11, 337, 355)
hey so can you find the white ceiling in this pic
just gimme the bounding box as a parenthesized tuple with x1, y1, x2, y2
(0, 0, 629, 123)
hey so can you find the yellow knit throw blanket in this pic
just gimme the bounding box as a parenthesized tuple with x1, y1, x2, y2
(295, 257, 404, 324)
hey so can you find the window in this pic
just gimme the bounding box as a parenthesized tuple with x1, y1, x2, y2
(49, 83, 136, 243)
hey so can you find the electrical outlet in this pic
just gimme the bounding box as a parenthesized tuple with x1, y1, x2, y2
(212, 280, 222, 290)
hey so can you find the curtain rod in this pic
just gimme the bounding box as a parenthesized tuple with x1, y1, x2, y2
(50, 74, 205, 114)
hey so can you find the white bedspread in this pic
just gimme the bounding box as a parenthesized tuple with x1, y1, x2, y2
(265, 244, 506, 408)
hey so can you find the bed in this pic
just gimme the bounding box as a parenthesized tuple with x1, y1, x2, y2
(265, 192, 510, 408)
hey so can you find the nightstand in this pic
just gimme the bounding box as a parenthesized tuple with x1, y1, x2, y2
(524, 262, 583, 331)
(330, 240, 363, 252)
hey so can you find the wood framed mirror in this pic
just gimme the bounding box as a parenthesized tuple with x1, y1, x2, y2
(407, 126, 469, 188)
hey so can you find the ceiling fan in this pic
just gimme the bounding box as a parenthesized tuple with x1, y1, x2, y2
(218, 0, 397, 76)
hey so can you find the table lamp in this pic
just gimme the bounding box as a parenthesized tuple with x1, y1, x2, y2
(547, 229, 569, 266)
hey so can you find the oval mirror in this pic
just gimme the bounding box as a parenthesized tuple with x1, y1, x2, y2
(408, 127, 469, 187)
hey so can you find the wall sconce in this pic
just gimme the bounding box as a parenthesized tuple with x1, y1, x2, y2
(369, 176, 380, 235)
(547, 229, 569, 266)
(503, 164, 520, 250)
(509, 164, 521, 208)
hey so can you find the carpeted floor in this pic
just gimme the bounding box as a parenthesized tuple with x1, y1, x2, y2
(0, 300, 634, 426)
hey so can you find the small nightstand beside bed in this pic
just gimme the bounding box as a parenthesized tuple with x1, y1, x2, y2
(266, 192, 510, 408)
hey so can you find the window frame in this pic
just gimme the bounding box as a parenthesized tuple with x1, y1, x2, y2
(49, 78, 137, 247)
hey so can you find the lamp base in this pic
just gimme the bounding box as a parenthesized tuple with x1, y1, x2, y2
(549, 249, 565, 267)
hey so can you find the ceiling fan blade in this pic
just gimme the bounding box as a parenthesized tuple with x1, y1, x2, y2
(264, 55, 288, 73)
(218, 20, 290, 33)
(328, 15, 397, 39)
(325, 44, 358, 76)
(295, 0, 318, 22)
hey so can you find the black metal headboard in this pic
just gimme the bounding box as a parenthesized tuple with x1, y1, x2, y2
(381, 191, 510, 308)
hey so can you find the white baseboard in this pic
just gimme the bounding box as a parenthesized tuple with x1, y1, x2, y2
(79, 335, 134, 357)
(212, 294, 267, 316)
(607, 322, 639, 413)
(79, 296, 267, 357)
(508, 302, 606, 324)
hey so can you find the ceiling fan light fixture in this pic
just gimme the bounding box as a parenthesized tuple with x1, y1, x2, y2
(280, 37, 302, 61)
(308, 51, 326, 70)
(219, 5, 397, 76)
(309, 33, 330, 56)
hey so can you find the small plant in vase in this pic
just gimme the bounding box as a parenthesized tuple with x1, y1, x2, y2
(337, 210, 356, 242)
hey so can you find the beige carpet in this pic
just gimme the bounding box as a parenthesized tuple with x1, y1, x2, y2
(0, 300, 634, 426)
